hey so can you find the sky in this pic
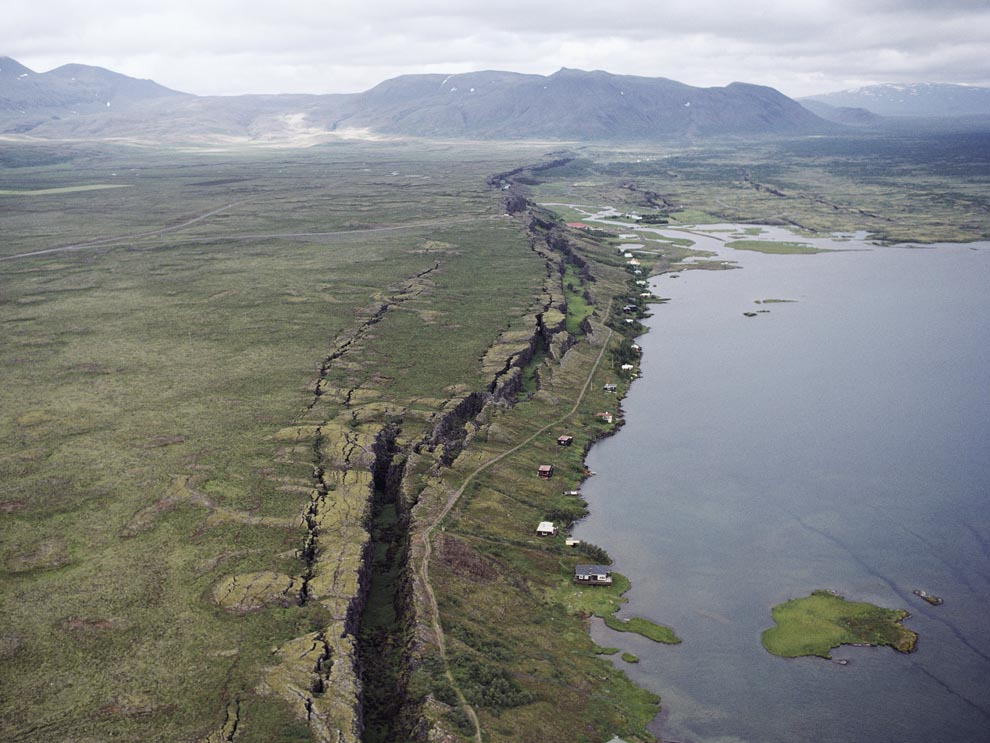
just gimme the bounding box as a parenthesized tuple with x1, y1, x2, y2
(4, 0, 990, 98)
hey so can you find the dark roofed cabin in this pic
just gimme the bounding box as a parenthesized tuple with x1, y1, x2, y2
(557, 435, 574, 446)
(574, 564, 613, 586)
(538, 464, 554, 479)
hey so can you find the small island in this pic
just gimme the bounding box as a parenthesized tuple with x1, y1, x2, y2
(913, 589, 944, 606)
(761, 590, 918, 659)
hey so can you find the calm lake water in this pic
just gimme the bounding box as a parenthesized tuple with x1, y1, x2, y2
(574, 227, 990, 743)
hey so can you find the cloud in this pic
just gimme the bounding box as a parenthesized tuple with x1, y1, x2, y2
(3, 0, 989, 97)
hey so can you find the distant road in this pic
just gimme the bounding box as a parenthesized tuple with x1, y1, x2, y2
(0, 204, 500, 263)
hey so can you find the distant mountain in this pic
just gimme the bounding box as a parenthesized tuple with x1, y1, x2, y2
(335, 68, 835, 139)
(799, 100, 884, 127)
(802, 83, 990, 117)
(0, 56, 188, 127)
(0, 58, 836, 142)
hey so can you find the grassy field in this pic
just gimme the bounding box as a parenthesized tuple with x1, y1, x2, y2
(528, 132, 990, 244)
(2, 127, 985, 743)
(761, 590, 918, 659)
(0, 141, 554, 742)
(726, 239, 832, 254)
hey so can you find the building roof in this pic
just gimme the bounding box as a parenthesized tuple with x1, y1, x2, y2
(575, 564, 612, 576)
(537, 521, 556, 532)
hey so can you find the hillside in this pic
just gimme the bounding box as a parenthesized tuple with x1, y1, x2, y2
(1, 58, 836, 142)
(0, 56, 188, 127)
(335, 68, 836, 139)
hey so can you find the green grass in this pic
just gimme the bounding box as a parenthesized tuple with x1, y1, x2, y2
(4, 129, 983, 742)
(0, 141, 546, 742)
(563, 263, 594, 336)
(0, 183, 132, 195)
(621, 652, 640, 663)
(604, 616, 682, 644)
(761, 590, 918, 659)
(727, 239, 832, 254)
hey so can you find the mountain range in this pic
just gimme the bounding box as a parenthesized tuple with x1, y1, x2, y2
(802, 83, 990, 118)
(1, 57, 987, 144)
(0, 57, 839, 143)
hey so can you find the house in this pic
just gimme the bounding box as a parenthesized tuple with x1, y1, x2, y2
(603, 383, 617, 393)
(566, 222, 590, 230)
(536, 521, 558, 536)
(623, 304, 638, 313)
(563, 489, 580, 496)
(631, 343, 641, 352)
(627, 258, 641, 266)
(621, 363, 635, 372)
(557, 435, 574, 446)
(538, 464, 554, 479)
(635, 280, 648, 286)
(565, 537, 581, 547)
(595, 412, 614, 424)
(574, 564, 613, 585)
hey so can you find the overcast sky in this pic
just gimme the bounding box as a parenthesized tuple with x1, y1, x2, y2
(4, 0, 989, 98)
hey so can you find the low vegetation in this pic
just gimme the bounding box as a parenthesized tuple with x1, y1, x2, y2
(761, 590, 918, 659)
(3, 126, 980, 742)
(726, 239, 831, 254)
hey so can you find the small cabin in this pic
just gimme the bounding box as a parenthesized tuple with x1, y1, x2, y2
(566, 222, 590, 230)
(563, 489, 580, 496)
(603, 383, 617, 393)
(595, 412, 614, 424)
(631, 344, 641, 352)
(635, 280, 647, 286)
(538, 464, 554, 479)
(621, 364, 635, 372)
(623, 304, 638, 313)
(574, 564, 613, 585)
(565, 537, 581, 547)
(536, 521, 558, 537)
(557, 435, 574, 446)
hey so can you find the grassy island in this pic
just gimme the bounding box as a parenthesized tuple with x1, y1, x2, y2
(727, 239, 832, 254)
(762, 590, 918, 659)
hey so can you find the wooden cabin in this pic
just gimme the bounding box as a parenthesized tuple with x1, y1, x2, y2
(603, 383, 617, 393)
(536, 521, 558, 537)
(538, 464, 554, 479)
(557, 435, 574, 446)
(595, 412, 614, 424)
(574, 564, 613, 586)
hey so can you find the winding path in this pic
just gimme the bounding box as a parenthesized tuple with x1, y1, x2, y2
(416, 303, 614, 742)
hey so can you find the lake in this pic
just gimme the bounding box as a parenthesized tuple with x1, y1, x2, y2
(574, 227, 990, 743)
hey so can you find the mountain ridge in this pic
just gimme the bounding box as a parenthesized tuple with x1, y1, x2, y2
(1, 56, 835, 142)
(802, 82, 990, 117)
